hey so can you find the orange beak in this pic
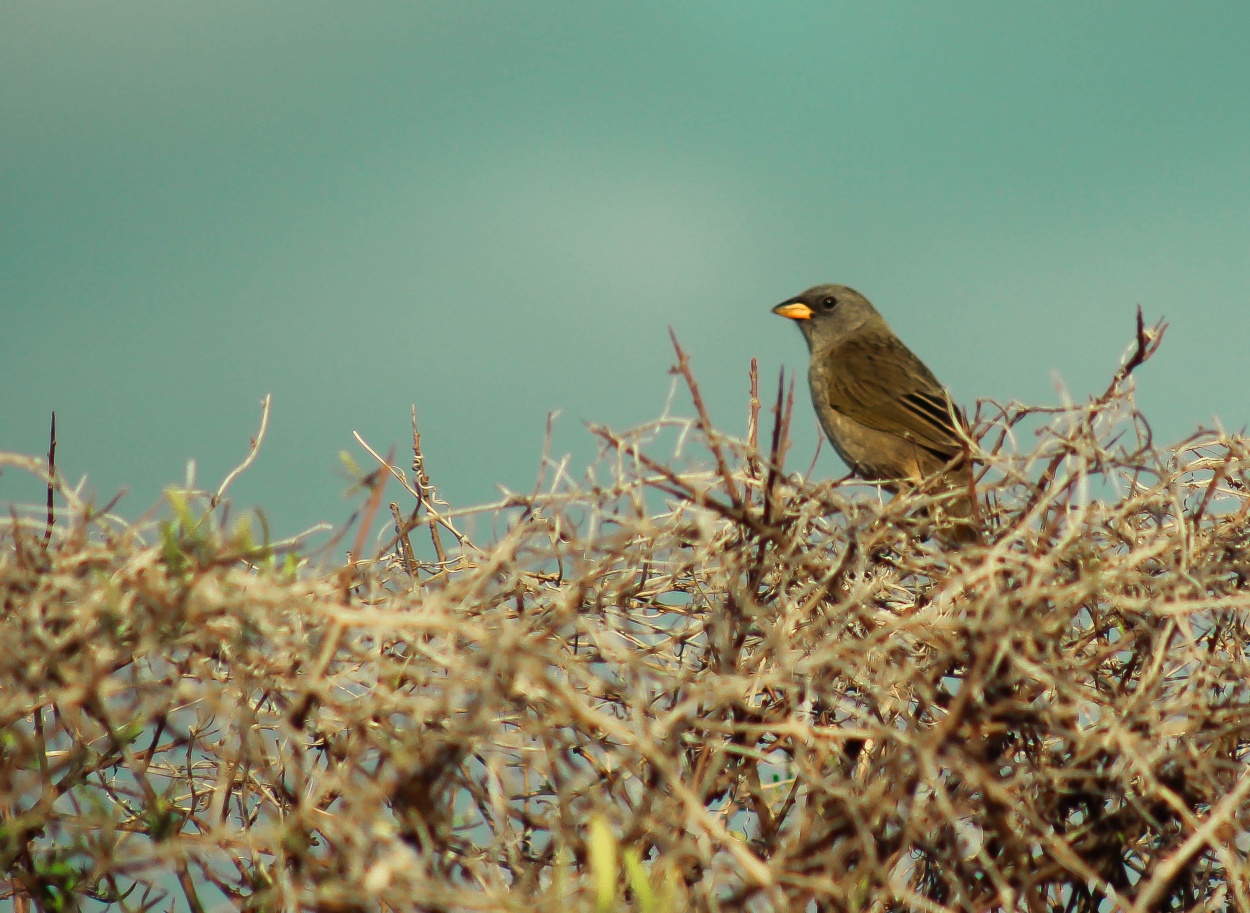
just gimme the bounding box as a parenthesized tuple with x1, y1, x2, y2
(772, 301, 813, 320)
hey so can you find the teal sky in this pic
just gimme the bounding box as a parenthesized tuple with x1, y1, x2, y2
(3, 3, 1248, 541)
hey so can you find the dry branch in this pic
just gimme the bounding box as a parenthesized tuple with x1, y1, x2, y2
(3, 315, 1250, 913)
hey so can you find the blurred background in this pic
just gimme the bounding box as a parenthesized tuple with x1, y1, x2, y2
(3, 2, 1248, 540)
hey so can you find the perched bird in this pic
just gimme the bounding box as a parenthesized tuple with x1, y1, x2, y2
(772, 283, 979, 542)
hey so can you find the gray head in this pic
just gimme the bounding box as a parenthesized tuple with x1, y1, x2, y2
(771, 283, 889, 352)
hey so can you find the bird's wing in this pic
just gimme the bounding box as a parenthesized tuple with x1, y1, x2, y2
(823, 332, 967, 463)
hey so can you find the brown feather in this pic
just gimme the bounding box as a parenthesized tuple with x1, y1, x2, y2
(823, 331, 966, 463)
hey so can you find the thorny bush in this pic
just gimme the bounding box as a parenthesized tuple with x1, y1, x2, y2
(4, 313, 1250, 913)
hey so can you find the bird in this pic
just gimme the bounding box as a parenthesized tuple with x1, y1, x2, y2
(772, 283, 979, 543)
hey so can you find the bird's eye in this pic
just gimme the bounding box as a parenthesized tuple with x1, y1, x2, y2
(821, 296, 837, 310)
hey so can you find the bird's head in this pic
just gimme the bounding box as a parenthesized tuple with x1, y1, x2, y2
(772, 283, 884, 350)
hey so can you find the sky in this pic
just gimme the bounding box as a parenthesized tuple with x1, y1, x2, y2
(3, 2, 1248, 545)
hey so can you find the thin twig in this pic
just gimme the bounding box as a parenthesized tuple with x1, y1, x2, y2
(761, 368, 793, 530)
(746, 358, 761, 480)
(211, 394, 271, 509)
(352, 428, 471, 553)
(1133, 766, 1250, 912)
(1103, 305, 1168, 402)
(412, 406, 448, 564)
(43, 411, 56, 547)
(669, 328, 742, 510)
(390, 501, 419, 578)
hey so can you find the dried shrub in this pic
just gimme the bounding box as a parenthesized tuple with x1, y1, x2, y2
(4, 313, 1250, 912)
